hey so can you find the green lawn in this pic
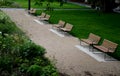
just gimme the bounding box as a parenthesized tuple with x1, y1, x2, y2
(13, 0, 88, 9)
(36, 10, 120, 59)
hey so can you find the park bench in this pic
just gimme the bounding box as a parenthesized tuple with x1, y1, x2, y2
(60, 23, 73, 32)
(28, 8, 36, 14)
(80, 33, 101, 45)
(40, 14, 50, 21)
(93, 39, 118, 60)
(38, 12, 46, 19)
(52, 20, 65, 29)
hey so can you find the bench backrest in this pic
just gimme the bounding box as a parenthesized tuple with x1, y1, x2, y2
(101, 39, 118, 52)
(64, 23, 73, 31)
(30, 8, 34, 10)
(45, 14, 50, 20)
(31, 9, 36, 13)
(88, 33, 101, 44)
(33, 9, 36, 12)
(41, 12, 46, 18)
(29, 8, 36, 13)
(58, 20, 65, 27)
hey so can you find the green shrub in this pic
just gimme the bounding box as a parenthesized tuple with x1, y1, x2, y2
(27, 64, 58, 76)
(42, 65, 58, 76)
(11, 2, 21, 8)
(33, 57, 45, 65)
(13, 57, 23, 67)
(20, 41, 45, 59)
(0, 12, 8, 23)
(0, 0, 13, 7)
(0, 34, 15, 54)
(33, 57, 51, 66)
(19, 63, 29, 72)
(0, 56, 13, 73)
(0, 11, 17, 34)
(0, 33, 3, 50)
(0, 0, 21, 8)
(27, 64, 42, 76)
(0, 23, 16, 34)
(0, 10, 58, 76)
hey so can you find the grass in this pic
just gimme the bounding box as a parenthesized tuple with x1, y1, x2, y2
(36, 10, 120, 59)
(13, 0, 88, 9)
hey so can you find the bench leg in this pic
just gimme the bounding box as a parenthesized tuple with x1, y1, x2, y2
(80, 40, 82, 45)
(89, 45, 94, 52)
(104, 53, 107, 60)
(80, 40, 85, 46)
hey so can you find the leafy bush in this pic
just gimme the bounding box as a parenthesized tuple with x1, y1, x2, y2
(19, 41, 45, 59)
(0, 34, 14, 55)
(0, 56, 13, 73)
(0, 0, 21, 8)
(19, 63, 29, 72)
(27, 64, 58, 76)
(0, 11, 58, 76)
(11, 2, 21, 8)
(0, 12, 8, 23)
(42, 65, 58, 76)
(0, 11, 17, 34)
(0, 0, 13, 7)
(27, 64, 42, 76)
(33, 57, 51, 66)
(0, 23, 16, 34)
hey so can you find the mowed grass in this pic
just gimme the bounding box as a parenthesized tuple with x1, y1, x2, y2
(36, 10, 120, 59)
(13, 0, 88, 9)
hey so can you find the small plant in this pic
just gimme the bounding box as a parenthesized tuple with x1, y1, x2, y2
(0, 34, 15, 55)
(42, 65, 58, 76)
(0, 12, 8, 24)
(34, 0, 43, 6)
(19, 41, 45, 59)
(33, 57, 50, 66)
(0, 0, 13, 7)
(0, 11, 17, 34)
(27, 59, 58, 76)
(27, 64, 42, 76)
(0, 56, 13, 73)
(11, 2, 21, 8)
(19, 63, 29, 72)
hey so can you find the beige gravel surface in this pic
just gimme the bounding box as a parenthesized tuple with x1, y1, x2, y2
(2, 9, 120, 76)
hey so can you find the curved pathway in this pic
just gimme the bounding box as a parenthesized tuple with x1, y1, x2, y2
(2, 9, 120, 76)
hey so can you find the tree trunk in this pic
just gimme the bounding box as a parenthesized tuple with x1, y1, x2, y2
(28, 0, 31, 10)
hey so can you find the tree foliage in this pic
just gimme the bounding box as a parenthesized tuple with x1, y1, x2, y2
(88, 0, 119, 12)
(34, 0, 66, 8)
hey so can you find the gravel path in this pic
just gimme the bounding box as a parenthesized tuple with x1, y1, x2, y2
(2, 9, 120, 76)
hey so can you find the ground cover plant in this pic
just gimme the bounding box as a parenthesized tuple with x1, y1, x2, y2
(0, 10, 58, 76)
(36, 10, 120, 60)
